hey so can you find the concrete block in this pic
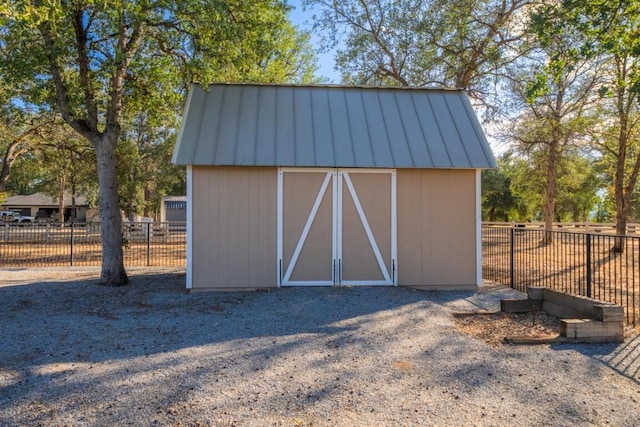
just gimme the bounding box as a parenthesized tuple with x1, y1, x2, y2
(560, 319, 624, 343)
(501, 299, 543, 313)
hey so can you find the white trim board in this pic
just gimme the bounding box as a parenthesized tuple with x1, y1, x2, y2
(475, 169, 482, 286)
(186, 165, 193, 290)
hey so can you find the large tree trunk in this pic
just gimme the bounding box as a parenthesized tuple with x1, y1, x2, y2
(93, 134, 128, 286)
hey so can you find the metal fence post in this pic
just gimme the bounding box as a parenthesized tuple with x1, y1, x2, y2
(146, 222, 151, 267)
(510, 227, 515, 288)
(586, 233, 592, 298)
(70, 222, 74, 267)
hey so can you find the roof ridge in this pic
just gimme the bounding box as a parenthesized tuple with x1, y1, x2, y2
(192, 82, 465, 92)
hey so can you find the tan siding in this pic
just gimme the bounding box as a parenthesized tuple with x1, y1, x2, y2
(397, 169, 477, 288)
(189, 166, 478, 290)
(191, 166, 277, 289)
(397, 170, 423, 286)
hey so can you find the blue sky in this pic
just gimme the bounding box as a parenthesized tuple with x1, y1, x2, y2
(287, 0, 340, 83)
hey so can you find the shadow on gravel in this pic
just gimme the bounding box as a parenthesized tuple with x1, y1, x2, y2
(552, 335, 640, 385)
(4, 273, 640, 426)
(0, 272, 471, 396)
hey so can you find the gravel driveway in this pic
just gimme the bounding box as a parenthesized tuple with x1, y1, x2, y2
(1, 268, 639, 426)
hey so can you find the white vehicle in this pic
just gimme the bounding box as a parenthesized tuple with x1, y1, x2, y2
(0, 210, 35, 223)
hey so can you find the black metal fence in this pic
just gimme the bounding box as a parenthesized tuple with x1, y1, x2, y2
(0, 222, 186, 267)
(483, 224, 640, 326)
(4, 220, 638, 325)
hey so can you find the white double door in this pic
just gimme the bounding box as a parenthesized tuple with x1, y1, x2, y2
(277, 168, 397, 286)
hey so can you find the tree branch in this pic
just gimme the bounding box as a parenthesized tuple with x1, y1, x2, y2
(105, 9, 144, 137)
(72, 4, 98, 131)
(38, 24, 94, 140)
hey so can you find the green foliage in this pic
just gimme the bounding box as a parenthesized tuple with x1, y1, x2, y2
(593, 194, 614, 223)
(1, 0, 319, 219)
(531, 0, 640, 237)
(486, 151, 603, 223)
(499, 153, 543, 221)
(554, 154, 603, 222)
(481, 167, 518, 221)
(1, 0, 318, 123)
(308, 0, 530, 111)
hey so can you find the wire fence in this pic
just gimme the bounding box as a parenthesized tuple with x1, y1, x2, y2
(483, 224, 640, 327)
(0, 222, 186, 267)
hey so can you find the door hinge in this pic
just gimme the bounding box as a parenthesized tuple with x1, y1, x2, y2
(392, 259, 396, 285)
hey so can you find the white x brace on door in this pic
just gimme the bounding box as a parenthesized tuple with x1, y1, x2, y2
(277, 168, 397, 286)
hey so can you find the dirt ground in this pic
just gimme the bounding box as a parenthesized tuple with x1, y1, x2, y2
(0, 241, 186, 267)
(454, 311, 563, 346)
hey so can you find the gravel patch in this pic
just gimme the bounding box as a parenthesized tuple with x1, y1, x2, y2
(1, 268, 639, 426)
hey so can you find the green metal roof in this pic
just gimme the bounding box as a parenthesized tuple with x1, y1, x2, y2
(172, 83, 496, 169)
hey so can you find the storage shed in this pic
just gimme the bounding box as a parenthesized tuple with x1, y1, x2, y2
(172, 83, 496, 291)
(160, 196, 187, 222)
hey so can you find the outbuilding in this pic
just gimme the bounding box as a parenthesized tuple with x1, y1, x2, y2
(0, 192, 89, 222)
(160, 196, 187, 222)
(172, 83, 496, 291)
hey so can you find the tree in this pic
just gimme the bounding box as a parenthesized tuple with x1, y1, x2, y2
(37, 125, 95, 223)
(554, 153, 602, 222)
(495, 151, 544, 222)
(481, 167, 518, 222)
(533, 0, 640, 249)
(1, 0, 317, 285)
(306, 0, 531, 111)
(505, 37, 602, 241)
(117, 112, 182, 220)
(0, 82, 54, 193)
(489, 149, 601, 223)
